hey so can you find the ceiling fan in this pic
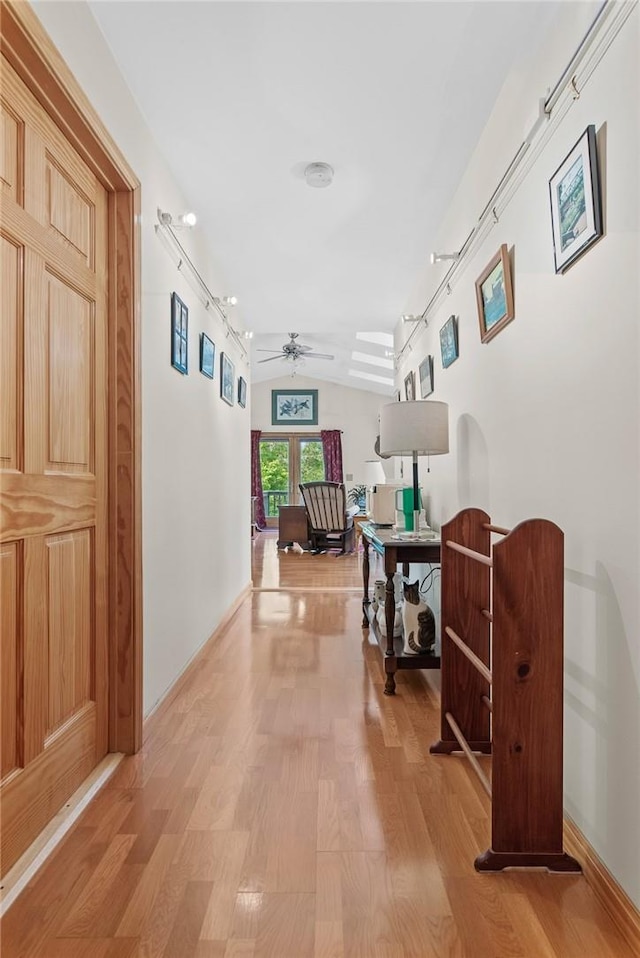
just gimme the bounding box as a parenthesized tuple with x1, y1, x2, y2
(256, 332, 334, 364)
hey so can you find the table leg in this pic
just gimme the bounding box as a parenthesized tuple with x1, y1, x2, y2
(384, 572, 397, 695)
(384, 668, 396, 696)
(362, 537, 370, 627)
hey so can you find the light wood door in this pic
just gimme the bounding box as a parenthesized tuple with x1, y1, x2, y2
(0, 55, 109, 876)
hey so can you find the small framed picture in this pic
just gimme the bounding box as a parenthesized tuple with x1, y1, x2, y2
(475, 244, 514, 344)
(171, 292, 188, 374)
(220, 352, 235, 405)
(238, 376, 247, 408)
(549, 124, 603, 273)
(271, 389, 318, 425)
(404, 370, 415, 401)
(199, 333, 215, 379)
(418, 356, 434, 398)
(439, 315, 459, 368)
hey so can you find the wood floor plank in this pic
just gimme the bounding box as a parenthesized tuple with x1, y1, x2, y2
(116, 833, 181, 937)
(162, 880, 213, 958)
(1, 534, 636, 958)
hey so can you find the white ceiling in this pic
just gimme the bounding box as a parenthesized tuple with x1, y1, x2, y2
(89, 0, 563, 393)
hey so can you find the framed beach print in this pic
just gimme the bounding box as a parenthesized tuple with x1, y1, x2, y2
(171, 292, 188, 374)
(220, 352, 235, 405)
(549, 124, 603, 273)
(439, 315, 459, 368)
(404, 370, 415, 401)
(238, 376, 247, 408)
(475, 244, 514, 344)
(418, 356, 434, 398)
(271, 389, 318, 426)
(199, 333, 215, 379)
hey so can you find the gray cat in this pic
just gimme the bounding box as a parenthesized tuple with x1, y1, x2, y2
(401, 580, 435, 655)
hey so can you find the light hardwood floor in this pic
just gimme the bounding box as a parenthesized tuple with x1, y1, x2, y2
(0, 532, 634, 957)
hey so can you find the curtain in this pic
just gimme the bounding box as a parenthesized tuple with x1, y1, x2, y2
(251, 430, 266, 530)
(321, 430, 344, 483)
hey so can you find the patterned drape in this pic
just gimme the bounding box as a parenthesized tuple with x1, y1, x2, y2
(321, 430, 344, 483)
(251, 430, 266, 530)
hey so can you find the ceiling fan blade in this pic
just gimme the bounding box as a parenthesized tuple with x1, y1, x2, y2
(256, 348, 285, 354)
(305, 352, 334, 360)
(257, 354, 286, 364)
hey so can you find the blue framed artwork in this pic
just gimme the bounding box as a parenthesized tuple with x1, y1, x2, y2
(439, 315, 459, 368)
(171, 292, 188, 374)
(199, 333, 215, 379)
(220, 352, 235, 405)
(549, 124, 603, 274)
(418, 355, 434, 398)
(238, 376, 247, 408)
(271, 389, 318, 425)
(475, 244, 514, 344)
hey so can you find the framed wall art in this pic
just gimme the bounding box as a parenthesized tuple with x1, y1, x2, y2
(220, 352, 235, 405)
(418, 355, 434, 398)
(171, 292, 188, 374)
(439, 315, 459, 368)
(475, 244, 514, 344)
(404, 370, 416, 401)
(549, 124, 603, 273)
(199, 332, 215, 379)
(238, 376, 247, 408)
(271, 389, 318, 426)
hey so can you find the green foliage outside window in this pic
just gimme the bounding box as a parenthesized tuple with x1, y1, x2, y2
(260, 441, 289, 491)
(259, 439, 325, 517)
(300, 440, 325, 483)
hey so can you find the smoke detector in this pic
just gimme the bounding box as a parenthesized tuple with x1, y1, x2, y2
(304, 162, 334, 188)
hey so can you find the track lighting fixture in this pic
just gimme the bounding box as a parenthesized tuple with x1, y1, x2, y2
(157, 208, 197, 229)
(430, 251, 460, 265)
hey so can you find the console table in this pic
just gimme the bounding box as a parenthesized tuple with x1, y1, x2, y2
(361, 522, 441, 695)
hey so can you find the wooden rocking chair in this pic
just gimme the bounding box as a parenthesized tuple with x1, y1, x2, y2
(299, 481, 356, 554)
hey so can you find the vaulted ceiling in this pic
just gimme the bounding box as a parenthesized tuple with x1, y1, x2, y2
(88, 0, 565, 393)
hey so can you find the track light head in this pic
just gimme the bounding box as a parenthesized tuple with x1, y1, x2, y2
(157, 208, 197, 229)
(430, 251, 460, 265)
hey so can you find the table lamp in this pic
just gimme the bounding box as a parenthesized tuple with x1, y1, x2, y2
(363, 459, 386, 486)
(378, 400, 449, 537)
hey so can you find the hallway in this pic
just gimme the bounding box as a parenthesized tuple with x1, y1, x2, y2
(0, 534, 634, 957)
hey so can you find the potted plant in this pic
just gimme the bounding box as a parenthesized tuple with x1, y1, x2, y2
(348, 484, 367, 511)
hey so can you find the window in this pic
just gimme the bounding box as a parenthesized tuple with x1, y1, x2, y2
(259, 434, 325, 525)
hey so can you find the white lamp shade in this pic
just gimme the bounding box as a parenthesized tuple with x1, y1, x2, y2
(363, 460, 386, 484)
(379, 401, 449, 456)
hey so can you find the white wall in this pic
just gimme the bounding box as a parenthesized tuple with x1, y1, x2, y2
(31, 1, 252, 716)
(251, 375, 391, 488)
(396, 5, 640, 905)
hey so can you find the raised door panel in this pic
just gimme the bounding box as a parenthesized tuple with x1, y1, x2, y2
(47, 274, 92, 472)
(46, 530, 92, 736)
(46, 155, 93, 267)
(1, 542, 21, 781)
(0, 99, 23, 203)
(0, 233, 22, 472)
(24, 256, 94, 477)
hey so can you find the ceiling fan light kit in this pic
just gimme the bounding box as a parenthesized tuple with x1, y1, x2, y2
(256, 332, 335, 365)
